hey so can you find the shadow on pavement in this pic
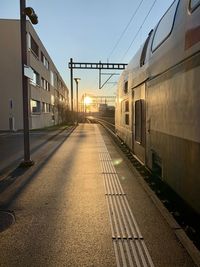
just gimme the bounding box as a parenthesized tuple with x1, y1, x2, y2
(0, 126, 76, 209)
(0, 126, 70, 177)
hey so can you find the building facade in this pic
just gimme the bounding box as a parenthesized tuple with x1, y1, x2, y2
(0, 19, 69, 130)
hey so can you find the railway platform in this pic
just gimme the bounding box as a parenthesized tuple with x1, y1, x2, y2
(0, 123, 199, 266)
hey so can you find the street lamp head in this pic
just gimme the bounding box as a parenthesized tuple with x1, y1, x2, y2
(74, 77, 81, 84)
(24, 7, 38, 25)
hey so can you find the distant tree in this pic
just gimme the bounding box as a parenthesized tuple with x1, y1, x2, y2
(54, 100, 71, 125)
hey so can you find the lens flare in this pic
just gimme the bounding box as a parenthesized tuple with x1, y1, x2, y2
(113, 158, 123, 166)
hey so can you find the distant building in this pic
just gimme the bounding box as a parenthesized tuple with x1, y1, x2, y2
(0, 19, 69, 131)
(98, 104, 107, 114)
(99, 104, 115, 117)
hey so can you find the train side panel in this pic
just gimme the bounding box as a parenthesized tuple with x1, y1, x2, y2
(146, 0, 200, 213)
(146, 53, 200, 213)
(116, 0, 200, 214)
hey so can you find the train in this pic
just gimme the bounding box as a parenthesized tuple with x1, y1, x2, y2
(115, 0, 200, 214)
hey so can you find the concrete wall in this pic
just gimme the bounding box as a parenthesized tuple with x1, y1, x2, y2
(0, 19, 69, 130)
(0, 20, 23, 130)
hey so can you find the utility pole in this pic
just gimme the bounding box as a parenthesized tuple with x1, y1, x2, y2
(70, 58, 74, 118)
(20, 0, 38, 167)
(74, 78, 81, 125)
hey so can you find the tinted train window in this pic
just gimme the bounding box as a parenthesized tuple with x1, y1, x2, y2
(123, 100, 129, 125)
(124, 81, 128, 94)
(125, 114, 129, 125)
(140, 30, 153, 67)
(190, 0, 200, 11)
(125, 100, 129, 112)
(152, 0, 179, 51)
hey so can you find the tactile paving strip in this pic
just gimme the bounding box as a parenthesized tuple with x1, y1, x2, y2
(95, 125, 154, 267)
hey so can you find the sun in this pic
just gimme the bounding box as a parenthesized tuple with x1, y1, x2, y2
(84, 96, 92, 106)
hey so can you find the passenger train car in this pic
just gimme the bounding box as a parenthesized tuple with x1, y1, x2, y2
(115, 0, 200, 214)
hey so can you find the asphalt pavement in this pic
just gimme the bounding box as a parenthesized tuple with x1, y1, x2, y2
(0, 127, 69, 176)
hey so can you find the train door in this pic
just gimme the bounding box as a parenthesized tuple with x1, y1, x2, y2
(132, 83, 146, 163)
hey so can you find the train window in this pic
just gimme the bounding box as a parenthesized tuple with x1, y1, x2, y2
(125, 114, 129, 125)
(140, 30, 153, 67)
(125, 100, 129, 112)
(190, 0, 200, 11)
(122, 100, 129, 125)
(124, 81, 128, 94)
(135, 99, 145, 144)
(152, 0, 179, 52)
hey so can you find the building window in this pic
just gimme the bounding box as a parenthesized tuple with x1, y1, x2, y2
(50, 71, 54, 86)
(31, 69, 40, 86)
(124, 81, 128, 94)
(135, 99, 145, 145)
(54, 73, 58, 88)
(30, 99, 40, 113)
(152, 0, 179, 51)
(42, 102, 45, 112)
(30, 35, 39, 58)
(51, 95, 55, 105)
(47, 81, 50, 91)
(41, 102, 50, 113)
(190, 0, 200, 11)
(41, 77, 50, 91)
(55, 90, 59, 98)
(46, 103, 50, 113)
(41, 52, 49, 69)
(27, 33, 31, 50)
(41, 77, 44, 89)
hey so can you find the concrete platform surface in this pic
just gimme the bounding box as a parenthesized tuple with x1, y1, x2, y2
(0, 123, 197, 267)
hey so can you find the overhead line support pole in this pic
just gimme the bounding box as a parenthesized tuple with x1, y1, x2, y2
(99, 60, 101, 90)
(70, 58, 74, 113)
(68, 60, 127, 90)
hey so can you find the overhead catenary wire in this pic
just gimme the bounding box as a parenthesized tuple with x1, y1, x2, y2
(108, 0, 145, 61)
(121, 0, 158, 62)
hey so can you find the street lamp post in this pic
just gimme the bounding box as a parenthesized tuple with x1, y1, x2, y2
(20, 0, 38, 167)
(74, 78, 81, 124)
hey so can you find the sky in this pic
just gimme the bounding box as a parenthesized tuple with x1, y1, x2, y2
(1, 0, 174, 99)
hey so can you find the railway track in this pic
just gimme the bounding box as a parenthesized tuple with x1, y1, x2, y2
(87, 116, 200, 252)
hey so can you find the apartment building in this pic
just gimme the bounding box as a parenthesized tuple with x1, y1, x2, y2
(0, 19, 69, 130)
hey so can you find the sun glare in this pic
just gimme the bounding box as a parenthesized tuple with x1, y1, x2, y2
(84, 96, 92, 106)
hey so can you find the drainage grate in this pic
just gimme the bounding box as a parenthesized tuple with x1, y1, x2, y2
(95, 125, 154, 267)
